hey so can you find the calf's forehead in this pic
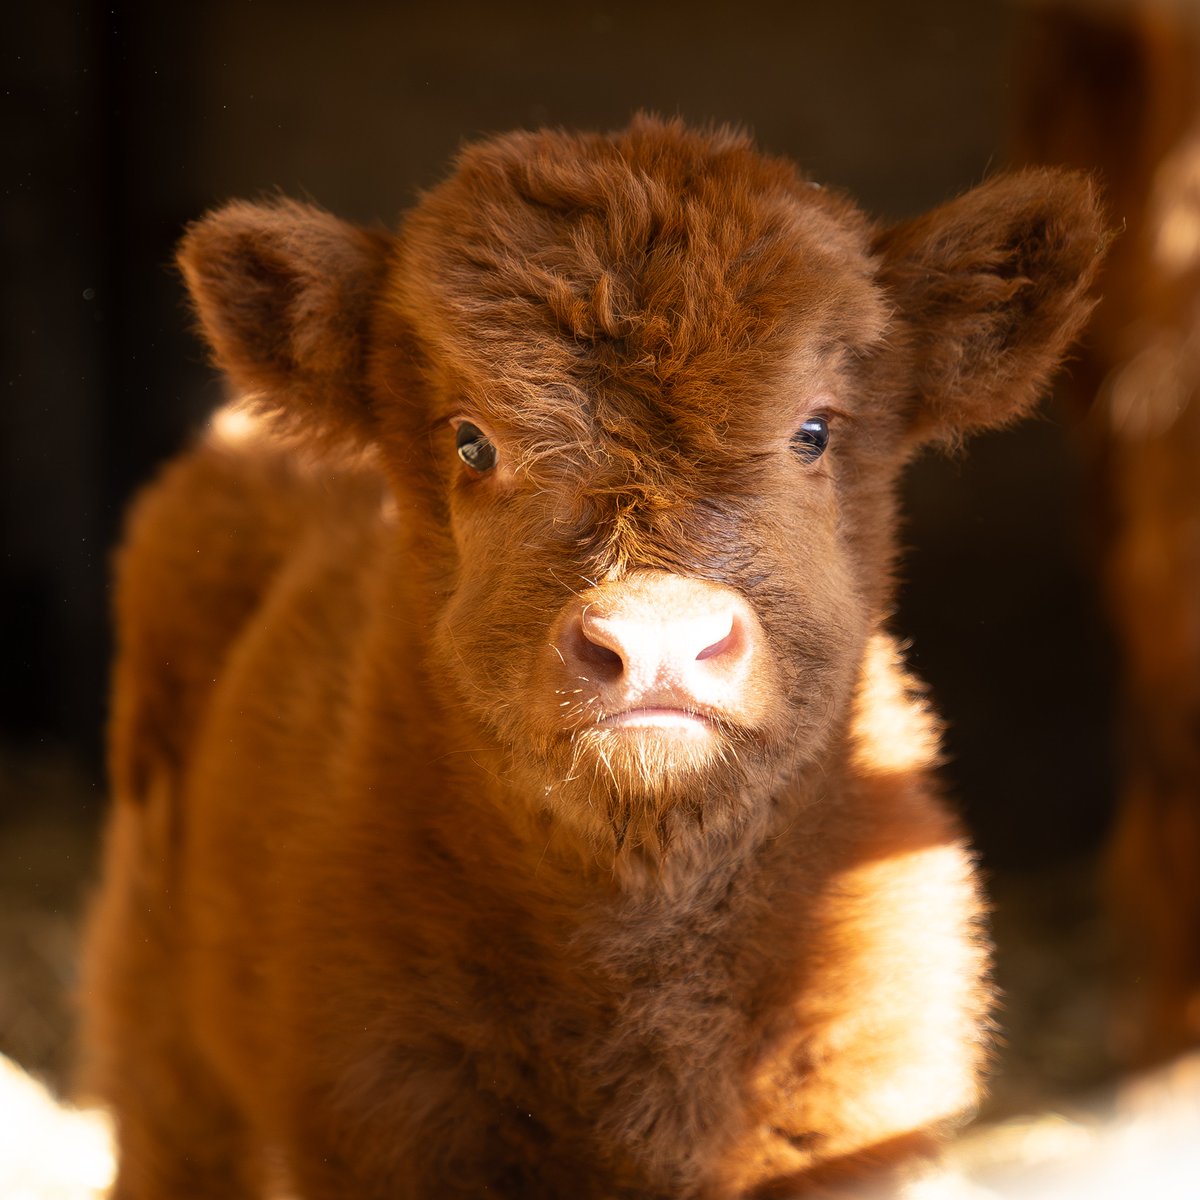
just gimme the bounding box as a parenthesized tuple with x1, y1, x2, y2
(387, 123, 889, 445)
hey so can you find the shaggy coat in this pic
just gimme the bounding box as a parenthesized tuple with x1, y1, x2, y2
(80, 117, 1105, 1199)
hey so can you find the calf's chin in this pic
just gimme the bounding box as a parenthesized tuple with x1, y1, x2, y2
(80, 115, 1105, 1200)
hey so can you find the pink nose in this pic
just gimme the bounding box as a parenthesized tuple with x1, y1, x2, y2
(554, 572, 764, 719)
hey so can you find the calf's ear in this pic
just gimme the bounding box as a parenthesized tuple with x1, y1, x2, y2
(177, 199, 394, 447)
(874, 169, 1107, 446)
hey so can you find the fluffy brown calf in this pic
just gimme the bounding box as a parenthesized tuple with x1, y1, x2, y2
(80, 117, 1104, 1199)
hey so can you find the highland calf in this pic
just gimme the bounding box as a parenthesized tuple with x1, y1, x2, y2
(80, 118, 1105, 1199)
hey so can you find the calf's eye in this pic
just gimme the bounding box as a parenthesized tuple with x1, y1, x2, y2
(456, 422, 498, 473)
(790, 417, 830, 463)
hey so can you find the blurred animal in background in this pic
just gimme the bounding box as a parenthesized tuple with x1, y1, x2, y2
(1015, 0, 1200, 1066)
(79, 117, 1104, 1199)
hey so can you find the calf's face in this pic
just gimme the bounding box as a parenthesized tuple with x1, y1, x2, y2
(178, 119, 1104, 854)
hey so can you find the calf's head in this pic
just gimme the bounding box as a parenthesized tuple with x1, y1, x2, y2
(178, 118, 1104, 855)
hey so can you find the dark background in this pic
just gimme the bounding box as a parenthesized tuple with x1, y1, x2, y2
(2, 1, 1117, 873)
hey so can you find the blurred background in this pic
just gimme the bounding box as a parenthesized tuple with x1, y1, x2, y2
(2, 0, 1197, 1166)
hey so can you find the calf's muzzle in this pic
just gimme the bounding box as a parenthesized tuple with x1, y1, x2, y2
(552, 571, 771, 730)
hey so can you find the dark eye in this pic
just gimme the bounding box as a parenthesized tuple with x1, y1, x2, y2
(456, 421, 497, 473)
(790, 416, 829, 463)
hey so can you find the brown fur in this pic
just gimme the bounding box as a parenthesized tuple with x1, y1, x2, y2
(1014, 1, 1200, 1063)
(80, 116, 1105, 1199)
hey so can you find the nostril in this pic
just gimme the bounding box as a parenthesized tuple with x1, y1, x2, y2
(565, 613, 625, 679)
(695, 616, 739, 662)
(695, 630, 732, 662)
(583, 640, 623, 671)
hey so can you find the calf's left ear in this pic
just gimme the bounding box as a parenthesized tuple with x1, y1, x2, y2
(177, 199, 394, 448)
(874, 169, 1108, 446)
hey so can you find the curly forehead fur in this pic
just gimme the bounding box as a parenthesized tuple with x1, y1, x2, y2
(386, 117, 889, 472)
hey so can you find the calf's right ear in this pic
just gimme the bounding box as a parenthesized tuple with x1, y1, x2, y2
(874, 169, 1108, 447)
(177, 199, 394, 448)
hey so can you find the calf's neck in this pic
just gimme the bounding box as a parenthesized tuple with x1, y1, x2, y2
(81, 117, 1105, 1199)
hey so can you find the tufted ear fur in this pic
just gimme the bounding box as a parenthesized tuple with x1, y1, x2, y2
(177, 199, 394, 448)
(875, 168, 1108, 446)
